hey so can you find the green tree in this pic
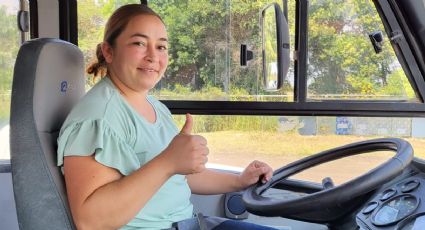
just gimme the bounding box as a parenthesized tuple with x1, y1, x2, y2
(307, 0, 400, 97)
(0, 5, 19, 119)
(78, 0, 105, 68)
(77, 0, 410, 101)
(150, 0, 276, 96)
(150, 0, 230, 90)
(78, 0, 282, 97)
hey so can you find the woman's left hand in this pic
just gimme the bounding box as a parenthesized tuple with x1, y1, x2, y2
(239, 160, 273, 189)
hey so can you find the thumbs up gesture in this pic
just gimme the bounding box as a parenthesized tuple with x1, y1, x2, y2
(180, 113, 193, 135)
(162, 114, 209, 175)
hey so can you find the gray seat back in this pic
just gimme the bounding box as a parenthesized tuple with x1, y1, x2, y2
(10, 38, 85, 230)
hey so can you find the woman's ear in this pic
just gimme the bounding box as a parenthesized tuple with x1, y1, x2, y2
(101, 42, 114, 63)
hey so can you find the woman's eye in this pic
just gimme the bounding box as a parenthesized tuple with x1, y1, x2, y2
(158, 46, 168, 51)
(133, 41, 146, 46)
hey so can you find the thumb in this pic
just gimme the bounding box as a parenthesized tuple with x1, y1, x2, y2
(180, 113, 193, 134)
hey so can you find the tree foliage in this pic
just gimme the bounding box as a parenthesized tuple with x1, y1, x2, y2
(76, 0, 415, 101)
(0, 5, 19, 120)
(0, 6, 19, 92)
(307, 0, 407, 98)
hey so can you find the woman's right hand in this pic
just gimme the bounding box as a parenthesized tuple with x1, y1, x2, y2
(162, 113, 209, 175)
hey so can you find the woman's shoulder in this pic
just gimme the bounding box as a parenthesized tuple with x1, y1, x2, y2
(64, 77, 122, 124)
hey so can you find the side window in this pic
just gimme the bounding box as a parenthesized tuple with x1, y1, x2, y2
(307, 0, 417, 101)
(149, 0, 295, 102)
(78, 0, 295, 101)
(0, 0, 22, 161)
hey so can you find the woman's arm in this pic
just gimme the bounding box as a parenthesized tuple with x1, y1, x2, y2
(64, 115, 208, 230)
(64, 153, 173, 230)
(187, 160, 273, 195)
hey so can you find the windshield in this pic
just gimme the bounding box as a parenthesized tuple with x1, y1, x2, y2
(71, 0, 425, 184)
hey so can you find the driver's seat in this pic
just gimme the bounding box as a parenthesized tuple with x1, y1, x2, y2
(10, 38, 85, 229)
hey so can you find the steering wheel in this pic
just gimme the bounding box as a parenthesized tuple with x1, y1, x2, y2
(242, 138, 413, 223)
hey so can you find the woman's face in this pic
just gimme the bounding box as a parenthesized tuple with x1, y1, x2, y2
(103, 14, 168, 94)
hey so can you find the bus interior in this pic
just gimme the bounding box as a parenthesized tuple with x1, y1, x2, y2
(1, 0, 425, 230)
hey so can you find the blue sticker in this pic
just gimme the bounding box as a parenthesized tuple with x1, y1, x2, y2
(61, 81, 68, 93)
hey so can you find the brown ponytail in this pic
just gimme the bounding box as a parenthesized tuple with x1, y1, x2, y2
(86, 43, 107, 78)
(86, 4, 163, 78)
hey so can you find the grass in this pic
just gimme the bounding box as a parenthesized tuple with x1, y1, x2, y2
(200, 131, 425, 184)
(200, 131, 425, 158)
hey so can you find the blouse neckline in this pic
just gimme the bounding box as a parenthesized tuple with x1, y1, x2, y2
(103, 77, 160, 126)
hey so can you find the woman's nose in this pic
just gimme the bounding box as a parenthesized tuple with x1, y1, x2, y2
(145, 45, 158, 62)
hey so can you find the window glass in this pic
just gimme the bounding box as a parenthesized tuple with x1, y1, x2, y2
(177, 115, 425, 185)
(0, 0, 21, 160)
(307, 0, 417, 101)
(78, 0, 295, 101)
(150, 0, 294, 102)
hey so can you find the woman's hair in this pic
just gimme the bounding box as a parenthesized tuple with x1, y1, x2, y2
(87, 4, 163, 78)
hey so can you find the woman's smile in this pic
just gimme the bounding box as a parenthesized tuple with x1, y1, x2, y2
(137, 67, 158, 73)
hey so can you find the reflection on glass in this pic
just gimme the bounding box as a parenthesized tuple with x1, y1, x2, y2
(373, 195, 418, 226)
(375, 205, 399, 224)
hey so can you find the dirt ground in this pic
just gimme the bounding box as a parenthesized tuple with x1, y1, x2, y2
(202, 131, 417, 186)
(210, 151, 393, 185)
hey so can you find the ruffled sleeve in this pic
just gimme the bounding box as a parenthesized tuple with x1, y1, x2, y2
(57, 119, 140, 176)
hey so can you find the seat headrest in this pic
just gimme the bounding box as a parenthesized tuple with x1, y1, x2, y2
(14, 38, 85, 132)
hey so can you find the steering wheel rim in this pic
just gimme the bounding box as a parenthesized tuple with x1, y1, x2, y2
(242, 138, 413, 222)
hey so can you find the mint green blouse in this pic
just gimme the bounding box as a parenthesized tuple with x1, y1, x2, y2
(57, 77, 193, 229)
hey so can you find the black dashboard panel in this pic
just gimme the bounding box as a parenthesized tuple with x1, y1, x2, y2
(356, 172, 425, 230)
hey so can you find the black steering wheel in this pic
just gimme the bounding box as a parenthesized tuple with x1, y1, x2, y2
(242, 138, 413, 223)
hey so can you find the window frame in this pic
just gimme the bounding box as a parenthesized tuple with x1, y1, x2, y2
(63, 0, 425, 117)
(58, 0, 77, 45)
(29, 0, 38, 38)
